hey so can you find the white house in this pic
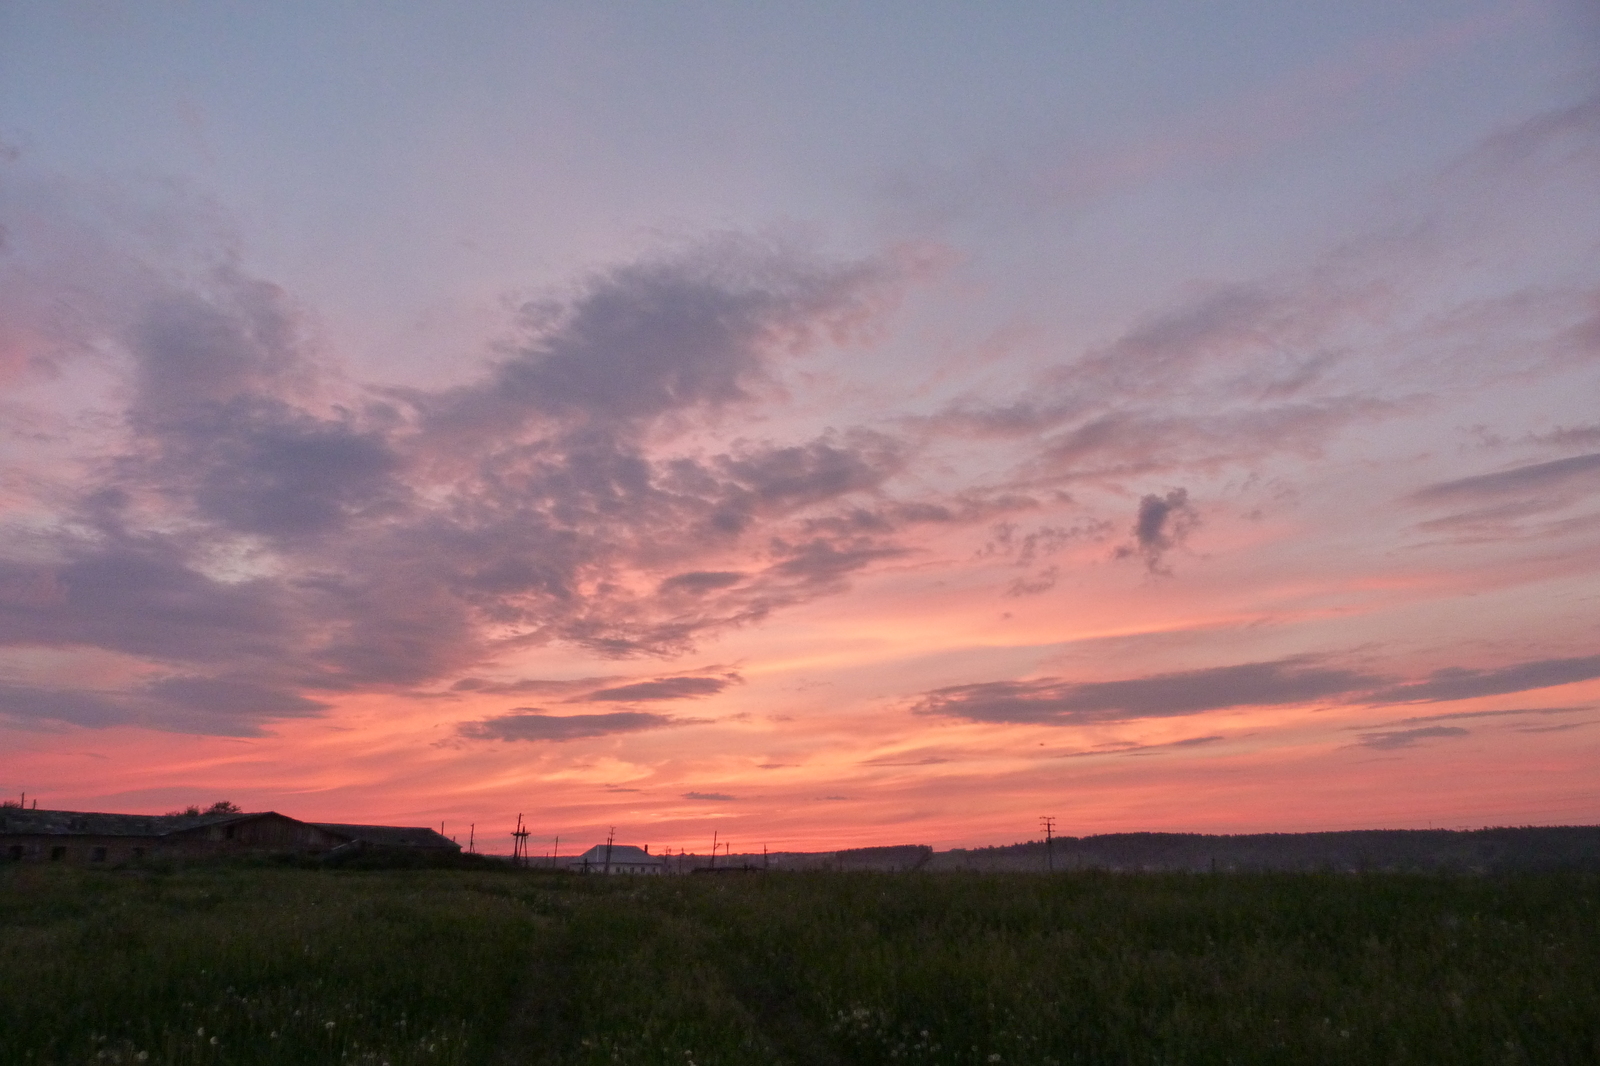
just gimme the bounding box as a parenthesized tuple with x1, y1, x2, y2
(571, 842, 665, 874)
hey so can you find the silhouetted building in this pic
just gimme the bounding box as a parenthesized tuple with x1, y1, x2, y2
(0, 808, 459, 864)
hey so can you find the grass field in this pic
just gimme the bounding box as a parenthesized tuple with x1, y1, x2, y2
(2, 862, 1597, 1065)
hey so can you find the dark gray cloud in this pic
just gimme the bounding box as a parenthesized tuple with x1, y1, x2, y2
(1410, 452, 1600, 504)
(1003, 567, 1059, 597)
(768, 538, 910, 586)
(713, 434, 904, 522)
(916, 650, 1600, 730)
(658, 571, 745, 596)
(129, 279, 307, 419)
(0, 675, 325, 736)
(682, 791, 736, 801)
(1512, 720, 1598, 734)
(915, 657, 1381, 725)
(0, 240, 921, 733)
(1114, 488, 1198, 574)
(449, 675, 625, 695)
(0, 682, 137, 730)
(1034, 400, 1388, 481)
(179, 403, 403, 539)
(923, 270, 1392, 485)
(1366, 655, 1600, 704)
(0, 539, 296, 669)
(142, 676, 329, 719)
(1527, 423, 1600, 451)
(1038, 284, 1290, 406)
(415, 238, 901, 439)
(981, 519, 1112, 566)
(456, 709, 685, 742)
(581, 675, 737, 702)
(1356, 725, 1469, 750)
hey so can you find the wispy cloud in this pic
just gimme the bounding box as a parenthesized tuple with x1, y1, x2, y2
(0, 233, 923, 733)
(915, 658, 1381, 725)
(1410, 452, 1600, 504)
(1056, 734, 1226, 758)
(916, 652, 1600, 728)
(1356, 705, 1593, 729)
(579, 675, 741, 702)
(456, 709, 695, 742)
(1366, 656, 1600, 704)
(1355, 725, 1469, 750)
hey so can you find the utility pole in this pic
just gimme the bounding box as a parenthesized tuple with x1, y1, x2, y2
(1040, 816, 1056, 873)
(512, 814, 530, 866)
(468, 823, 475, 855)
(709, 829, 718, 870)
(603, 826, 615, 875)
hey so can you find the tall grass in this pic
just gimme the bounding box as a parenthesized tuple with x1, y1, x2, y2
(3, 863, 1596, 1064)
(0, 863, 543, 1065)
(521, 871, 1600, 1066)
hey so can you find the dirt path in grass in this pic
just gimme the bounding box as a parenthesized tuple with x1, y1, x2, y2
(721, 971, 844, 1066)
(489, 916, 841, 1066)
(491, 931, 580, 1066)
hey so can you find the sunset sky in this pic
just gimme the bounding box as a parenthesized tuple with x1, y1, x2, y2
(2, 2, 1598, 854)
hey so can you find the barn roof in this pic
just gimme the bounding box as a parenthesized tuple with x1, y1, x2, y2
(0, 808, 270, 837)
(0, 809, 458, 851)
(313, 823, 460, 850)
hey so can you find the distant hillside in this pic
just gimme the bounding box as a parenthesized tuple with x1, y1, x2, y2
(928, 826, 1600, 874)
(685, 826, 1600, 874)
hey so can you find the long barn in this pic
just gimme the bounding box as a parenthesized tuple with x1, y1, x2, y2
(0, 808, 459, 864)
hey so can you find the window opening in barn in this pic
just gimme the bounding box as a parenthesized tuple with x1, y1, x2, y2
(50, 846, 66, 861)
(91, 846, 107, 862)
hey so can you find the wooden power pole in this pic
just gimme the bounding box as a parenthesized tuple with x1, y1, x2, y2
(1040, 816, 1056, 873)
(512, 813, 530, 867)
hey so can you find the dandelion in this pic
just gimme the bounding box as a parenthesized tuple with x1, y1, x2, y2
(196, 1027, 205, 1037)
(208, 1037, 218, 1046)
(326, 1022, 337, 1030)
(136, 1054, 148, 1063)
(989, 1056, 1002, 1063)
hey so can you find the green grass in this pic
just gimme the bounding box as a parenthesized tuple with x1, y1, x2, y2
(3, 863, 1597, 1065)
